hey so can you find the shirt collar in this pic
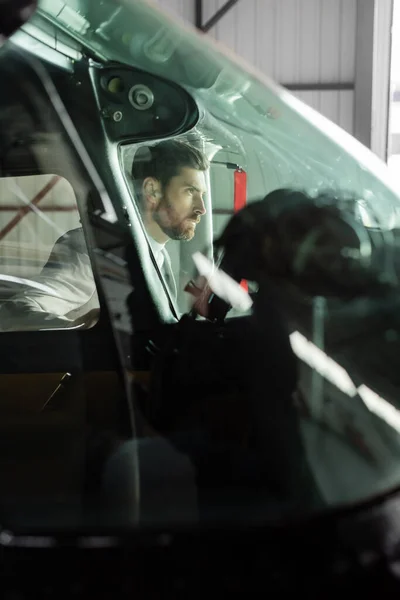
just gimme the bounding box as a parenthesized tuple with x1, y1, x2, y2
(148, 235, 166, 268)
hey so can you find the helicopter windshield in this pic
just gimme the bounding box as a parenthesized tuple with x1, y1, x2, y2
(30, 0, 400, 312)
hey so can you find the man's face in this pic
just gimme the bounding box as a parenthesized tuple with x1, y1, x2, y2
(153, 167, 207, 241)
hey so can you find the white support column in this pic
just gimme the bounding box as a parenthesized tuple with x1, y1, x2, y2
(371, 0, 393, 161)
(354, 0, 393, 160)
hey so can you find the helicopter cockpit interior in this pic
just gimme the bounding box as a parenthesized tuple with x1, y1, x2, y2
(1, 0, 400, 532)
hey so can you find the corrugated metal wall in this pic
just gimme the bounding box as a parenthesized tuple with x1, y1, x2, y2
(201, 0, 356, 83)
(154, 0, 195, 23)
(154, 0, 357, 134)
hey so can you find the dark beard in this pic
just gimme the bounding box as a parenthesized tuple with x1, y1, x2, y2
(166, 228, 194, 241)
(154, 206, 196, 241)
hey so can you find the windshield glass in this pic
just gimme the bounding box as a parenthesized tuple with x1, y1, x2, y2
(34, 0, 400, 307)
(1, 0, 400, 530)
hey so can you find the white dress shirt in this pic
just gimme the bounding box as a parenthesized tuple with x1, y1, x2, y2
(148, 236, 177, 301)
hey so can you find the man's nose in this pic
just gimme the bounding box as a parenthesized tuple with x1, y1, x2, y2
(194, 195, 206, 216)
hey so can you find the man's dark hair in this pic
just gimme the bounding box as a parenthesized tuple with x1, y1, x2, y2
(131, 139, 209, 202)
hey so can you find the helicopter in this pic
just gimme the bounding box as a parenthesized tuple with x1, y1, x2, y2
(1, 0, 400, 595)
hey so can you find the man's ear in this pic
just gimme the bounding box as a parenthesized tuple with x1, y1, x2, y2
(143, 177, 161, 207)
